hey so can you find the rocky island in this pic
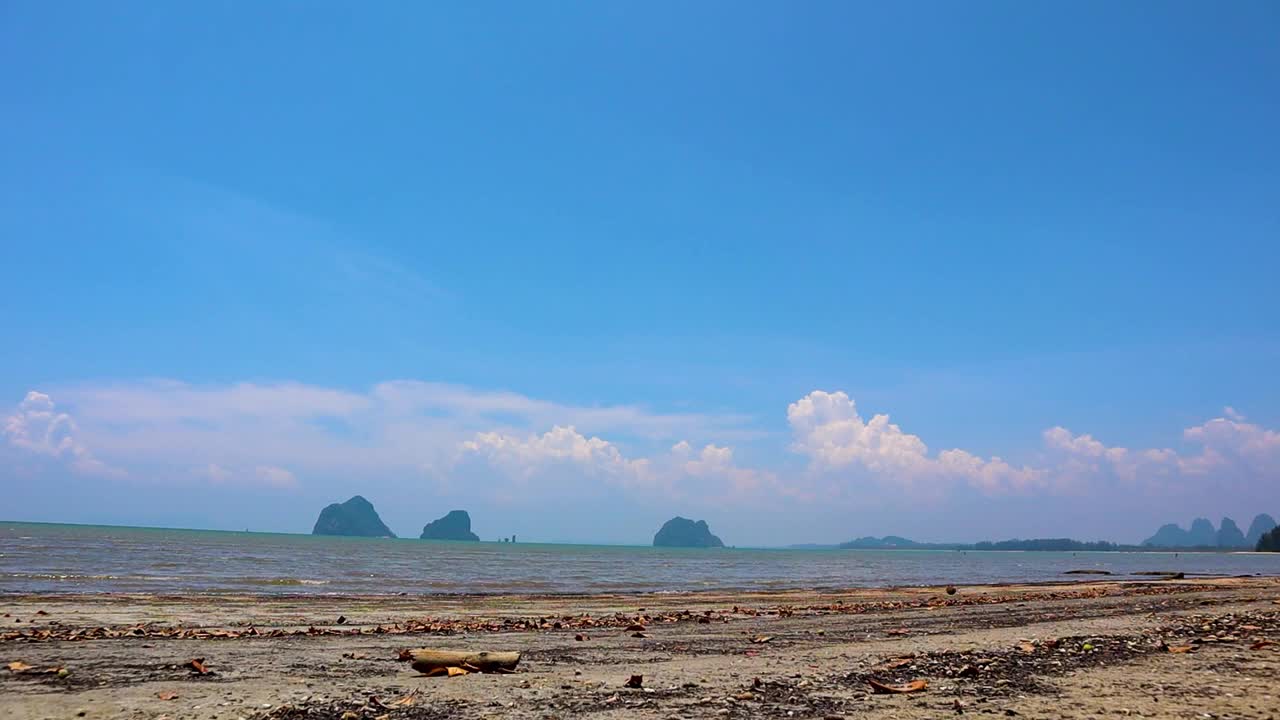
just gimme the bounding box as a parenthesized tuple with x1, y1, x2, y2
(1246, 514, 1278, 548)
(1142, 514, 1276, 549)
(653, 516, 724, 548)
(419, 510, 480, 541)
(311, 495, 396, 538)
(1258, 526, 1280, 552)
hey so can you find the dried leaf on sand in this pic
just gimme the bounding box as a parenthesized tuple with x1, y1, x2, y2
(421, 666, 469, 678)
(868, 678, 928, 694)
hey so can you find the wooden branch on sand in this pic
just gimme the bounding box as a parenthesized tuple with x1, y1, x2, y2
(405, 649, 521, 674)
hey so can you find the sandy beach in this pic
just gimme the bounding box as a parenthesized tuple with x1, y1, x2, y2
(2, 577, 1278, 719)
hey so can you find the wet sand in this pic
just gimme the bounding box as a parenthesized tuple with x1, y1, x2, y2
(2, 577, 1278, 719)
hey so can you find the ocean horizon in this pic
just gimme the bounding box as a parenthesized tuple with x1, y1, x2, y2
(3, 521, 1277, 596)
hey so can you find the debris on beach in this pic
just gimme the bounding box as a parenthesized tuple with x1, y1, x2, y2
(750, 635, 774, 644)
(7, 661, 65, 675)
(0, 584, 1224, 645)
(875, 657, 914, 670)
(187, 658, 210, 674)
(420, 665, 469, 677)
(156, 691, 179, 700)
(867, 678, 928, 694)
(403, 648, 520, 675)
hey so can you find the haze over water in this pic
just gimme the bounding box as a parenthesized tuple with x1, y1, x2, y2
(3, 523, 1277, 596)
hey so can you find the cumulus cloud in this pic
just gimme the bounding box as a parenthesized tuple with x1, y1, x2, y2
(6, 382, 1277, 515)
(460, 425, 650, 481)
(789, 394, 1277, 503)
(786, 391, 932, 474)
(786, 391, 1040, 494)
(3, 391, 121, 477)
(14, 380, 752, 490)
(456, 428, 776, 505)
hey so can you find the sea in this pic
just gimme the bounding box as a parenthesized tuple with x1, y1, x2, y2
(2, 522, 1277, 596)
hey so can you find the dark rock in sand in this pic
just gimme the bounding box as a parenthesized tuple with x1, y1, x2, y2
(1246, 514, 1277, 548)
(653, 517, 724, 548)
(312, 496, 396, 538)
(419, 510, 480, 541)
(1216, 517, 1246, 548)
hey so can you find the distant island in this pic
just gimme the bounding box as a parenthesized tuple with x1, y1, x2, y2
(419, 510, 480, 541)
(825, 512, 1278, 553)
(1247, 514, 1278, 548)
(1258, 527, 1280, 552)
(312, 496, 396, 538)
(653, 517, 724, 548)
(1141, 514, 1276, 550)
(837, 536, 1118, 552)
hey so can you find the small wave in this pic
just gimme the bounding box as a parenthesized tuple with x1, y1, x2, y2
(236, 577, 331, 586)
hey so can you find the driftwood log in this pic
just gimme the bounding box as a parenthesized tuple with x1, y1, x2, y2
(407, 649, 521, 674)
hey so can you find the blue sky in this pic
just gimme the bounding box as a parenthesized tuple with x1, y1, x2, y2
(2, 2, 1278, 545)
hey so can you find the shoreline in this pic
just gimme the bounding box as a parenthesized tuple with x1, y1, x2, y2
(2, 570, 1276, 602)
(2, 576, 1278, 719)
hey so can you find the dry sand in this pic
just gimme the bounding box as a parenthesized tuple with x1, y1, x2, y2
(2, 577, 1278, 719)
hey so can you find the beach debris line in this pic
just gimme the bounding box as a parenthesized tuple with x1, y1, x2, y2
(0, 584, 1219, 645)
(401, 648, 520, 675)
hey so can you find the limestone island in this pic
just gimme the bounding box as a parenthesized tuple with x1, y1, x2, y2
(653, 516, 724, 548)
(312, 495, 396, 538)
(419, 510, 480, 541)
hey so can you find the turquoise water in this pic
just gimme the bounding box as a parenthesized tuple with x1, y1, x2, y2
(2, 521, 1277, 595)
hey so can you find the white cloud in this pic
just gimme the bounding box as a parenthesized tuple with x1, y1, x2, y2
(460, 425, 650, 480)
(191, 462, 298, 489)
(456, 428, 777, 506)
(786, 390, 1039, 495)
(22, 380, 751, 488)
(6, 383, 1277, 515)
(255, 465, 298, 488)
(1181, 411, 1280, 474)
(786, 391, 932, 474)
(3, 391, 122, 477)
